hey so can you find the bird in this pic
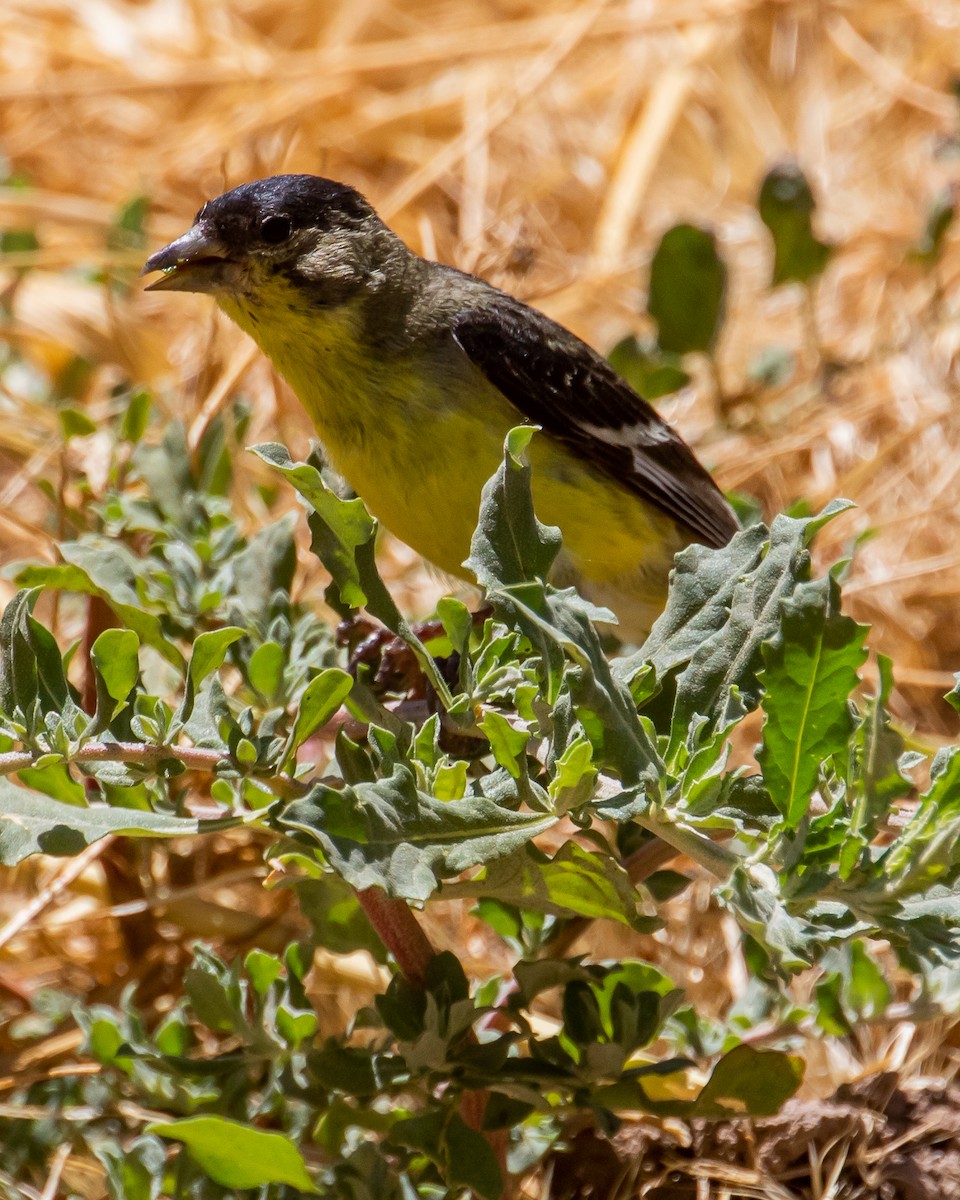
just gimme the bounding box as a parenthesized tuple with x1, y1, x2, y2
(142, 174, 738, 642)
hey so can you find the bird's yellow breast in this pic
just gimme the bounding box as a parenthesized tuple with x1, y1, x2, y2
(220, 277, 684, 640)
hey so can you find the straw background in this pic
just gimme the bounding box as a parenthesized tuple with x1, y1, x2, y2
(3, 1, 960, 1196)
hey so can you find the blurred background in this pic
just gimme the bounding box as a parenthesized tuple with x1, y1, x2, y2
(3, 5, 960, 1193)
(4, 0, 960, 732)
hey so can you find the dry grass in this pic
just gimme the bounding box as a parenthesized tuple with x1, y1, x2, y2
(3, 1, 960, 1196)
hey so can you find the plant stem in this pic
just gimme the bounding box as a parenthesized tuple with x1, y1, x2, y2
(0, 741, 309, 799)
(353, 889, 509, 1194)
(356, 887, 436, 986)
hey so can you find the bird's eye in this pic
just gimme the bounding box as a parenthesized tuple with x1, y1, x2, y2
(260, 215, 292, 245)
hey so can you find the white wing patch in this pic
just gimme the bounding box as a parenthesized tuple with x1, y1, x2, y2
(577, 419, 678, 448)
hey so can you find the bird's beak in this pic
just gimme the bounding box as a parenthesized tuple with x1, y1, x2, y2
(141, 224, 234, 293)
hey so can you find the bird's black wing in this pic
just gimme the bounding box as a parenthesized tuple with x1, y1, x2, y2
(450, 303, 738, 548)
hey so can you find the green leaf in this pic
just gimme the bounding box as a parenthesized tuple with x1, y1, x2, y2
(293, 873, 386, 960)
(909, 186, 956, 266)
(147, 1116, 318, 1192)
(758, 162, 832, 286)
(720, 865, 813, 973)
(248, 640, 285, 697)
(562, 980, 605, 1045)
(437, 595, 472, 648)
(757, 576, 867, 827)
(110, 194, 149, 250)
(91, 629, 140, 703)
(648, 224, 727, 354)
(478, 709, 530, 779)
(59, 407, 97, 439)
(27, 613, 75, 719)
(277, 764, 557, 902)
(16, 542, 184, 668)
(119, 389, 151, 443)
(244, 948, 282, 995)
(443, 1113, 503, 1200)
(0, 591, 38, 718)
(692, 1045, 803, 1117)
(846, 941, 890, 1019)
(17, 763, 86, 806)
(176, 627, 245, 724)
(255, 443, 452, 704)
(188, 627, 245, 691)
(607, 335, 690, 399)
(549, 735, 597, 813)
(465, 425, 562, 592)
(94, 1134, 166, 1200)
(815, 972, 854, 1036)
(0, 591, 81, 727)
(617, 503, 853, 756)
(391, 1112, 502, 1200)
(445, 841, 651, 930)
(0, 778, 204, 865)
(251, 443, 375, 609)
(841, 654, 908, 878)
(283, 668, 352, 767)
(230, 512, 298, 624)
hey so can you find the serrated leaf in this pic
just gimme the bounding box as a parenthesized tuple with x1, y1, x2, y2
(758, 162, 832, 286)
(466, 425, 562, 590)
(616, 503, 854, 761)
(720, 865, 812, 973)
(147, 1116, 317, 1192)
(648, 224, 727, 355)
(254, 443, 452, 705)
(757, 576, 867, 827)
(841, 654, 908, 878)
(0, 778, 203, 864)
(478, 709, 530, 778)
(252, 443, 375, 609)
(277, 764, 557, 902)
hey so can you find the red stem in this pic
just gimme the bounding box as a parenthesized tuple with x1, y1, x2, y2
(355, 887, 510, 1196)
(356, 887, 437, 986)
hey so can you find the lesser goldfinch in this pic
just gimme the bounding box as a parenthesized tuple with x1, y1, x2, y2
(143, 175, 737, 640)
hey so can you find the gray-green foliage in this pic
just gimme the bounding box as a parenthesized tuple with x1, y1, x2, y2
(2, 409, 960, 1199)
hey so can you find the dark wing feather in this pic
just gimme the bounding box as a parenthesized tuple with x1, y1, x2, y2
(450, 303, 738, 548)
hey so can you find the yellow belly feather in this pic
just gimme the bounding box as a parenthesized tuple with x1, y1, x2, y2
(221, 281, 682, 640)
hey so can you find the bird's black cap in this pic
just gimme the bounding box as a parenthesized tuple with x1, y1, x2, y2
(193, 174, 373, 242)
(142, 175, 377, 285)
